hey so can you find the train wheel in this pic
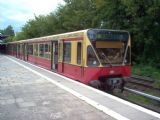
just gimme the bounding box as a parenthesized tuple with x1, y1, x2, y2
(89, 80, 101, 89)
(104, 83, 114, 93)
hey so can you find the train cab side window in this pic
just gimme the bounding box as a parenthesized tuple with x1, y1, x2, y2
(125, 46, 131, 64)
(63, 42, 71, 63)
(87, 46, 100, 66)
(77, 42, 82, 65)
(39, 44, 44, 57)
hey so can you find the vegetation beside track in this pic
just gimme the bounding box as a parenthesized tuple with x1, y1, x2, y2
(132, 65, 160, 88)
(124, 92, 160, 112)
(117, 65, 160, 112)
(114, 91, 160, 113)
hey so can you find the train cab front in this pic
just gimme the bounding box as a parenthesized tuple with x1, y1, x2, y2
(86, 29, 131, 92)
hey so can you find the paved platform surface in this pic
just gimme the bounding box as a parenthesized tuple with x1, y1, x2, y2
(0, 55, 114, 120)
(0, 54, 160, 120)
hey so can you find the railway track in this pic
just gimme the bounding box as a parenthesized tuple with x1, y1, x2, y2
(113, 75, 160, 113)
(123, 87, 160, 102)
(123, 75, 160, 103)
(125, 75, 160, 91)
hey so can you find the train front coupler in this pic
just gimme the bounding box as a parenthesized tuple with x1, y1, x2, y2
(105, 77, 125, 92)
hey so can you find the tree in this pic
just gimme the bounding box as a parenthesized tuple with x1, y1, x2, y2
(12, 0, 160, 66)
(3, 25, 15, 36)
(0, 25, 15, 42)
(54, 0, 97, 32)
(121, 0, 160, 65)
(13, 32, 26, 41)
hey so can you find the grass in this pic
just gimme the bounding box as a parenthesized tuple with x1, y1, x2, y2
(132, 65, 160, 88)
(126, 92, 160, 108)
(115, 91, 160, 112)
(129, 65, 160, 111)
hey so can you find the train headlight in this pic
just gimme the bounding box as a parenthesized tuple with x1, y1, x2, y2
(109, 70, 115, 74)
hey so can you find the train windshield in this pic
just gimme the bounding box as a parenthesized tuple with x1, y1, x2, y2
(87, 29, 130, 66)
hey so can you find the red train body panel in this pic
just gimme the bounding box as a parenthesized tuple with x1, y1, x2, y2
(28, 55, 51, 70)
(59, 64, 130, 84)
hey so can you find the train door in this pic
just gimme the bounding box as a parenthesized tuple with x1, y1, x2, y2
(58, 40, 64, 73)
(77, 42, 84, 78)
(52, 41, 58, 71)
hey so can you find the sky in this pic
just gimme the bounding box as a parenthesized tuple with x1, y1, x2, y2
(0, 0, 65, 32)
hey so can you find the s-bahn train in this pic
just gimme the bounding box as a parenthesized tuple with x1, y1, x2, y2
(6, 29, 131, 92)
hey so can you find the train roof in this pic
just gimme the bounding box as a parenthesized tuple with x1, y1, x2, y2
(9, 28, 129, 44)
(9, 29, 88, 44)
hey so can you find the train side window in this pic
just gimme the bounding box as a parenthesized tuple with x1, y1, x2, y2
(44, 43, 50, 59)
(77, 42, 82, 65)
(39, 44, 44, 57)
(18, 45, 20, 53)
(28, 44, 33, 55)
(45, 44, 49, 52)
(36, 44, 39, 56)
(48, 44, 51, 58)
(87, 46, 100, 66)
(63, 42, 71, 63)
(20, 44, 23, 54)
(34, 44, 38, 56)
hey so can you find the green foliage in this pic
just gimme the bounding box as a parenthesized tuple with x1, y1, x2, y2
(94, 0, 160, 65)
(13, 32, 26, 41)
(0, 25, 15, 42)
(52, 0, 97, 32)
(12, 0, 160, 66)
(127, 92, 160, 107)
(122, 0, 160, 64)
(95, 0, 128, 29)
(21, 15, 52, 38)
(132, 65, 160, 88)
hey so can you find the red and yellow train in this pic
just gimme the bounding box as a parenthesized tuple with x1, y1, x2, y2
(6, 29, 131, 91)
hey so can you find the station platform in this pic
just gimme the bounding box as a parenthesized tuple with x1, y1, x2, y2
(0, 54, 160, 120)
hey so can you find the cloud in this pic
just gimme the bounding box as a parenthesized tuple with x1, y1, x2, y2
(0, 0, 64, 32)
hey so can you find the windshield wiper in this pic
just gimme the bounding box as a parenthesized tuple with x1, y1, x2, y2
(101, 53, 112, 67)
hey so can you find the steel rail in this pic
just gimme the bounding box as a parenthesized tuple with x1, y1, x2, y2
(125, 77, 160, 91)
(131, 75, 154, 83)
(124, 87, 160, 102)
